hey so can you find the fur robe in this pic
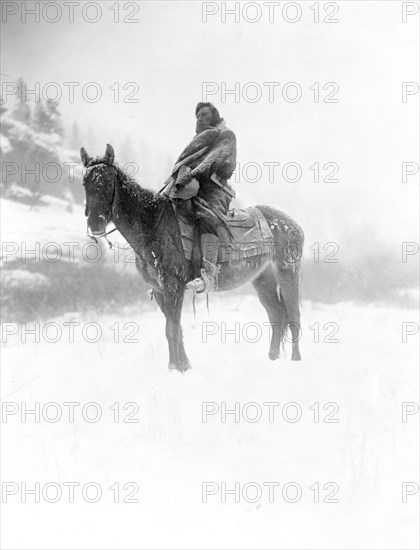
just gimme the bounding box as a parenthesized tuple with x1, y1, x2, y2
(161, 120, 237, 197)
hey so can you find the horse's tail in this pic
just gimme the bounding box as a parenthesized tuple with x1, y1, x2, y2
(276, 286, 290, 352)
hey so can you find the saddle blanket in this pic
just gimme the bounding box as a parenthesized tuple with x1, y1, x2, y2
(178, 206, 273, 263)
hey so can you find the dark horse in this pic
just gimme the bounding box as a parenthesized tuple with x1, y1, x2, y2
(81, 144, 304, 372)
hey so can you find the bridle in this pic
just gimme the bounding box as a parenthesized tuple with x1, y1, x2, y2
(84, 162, 169, 252)
(85, 163, 119, 247)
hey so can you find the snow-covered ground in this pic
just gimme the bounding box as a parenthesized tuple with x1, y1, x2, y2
(1, 196, 419, 549)
(1, 295, 419, 549)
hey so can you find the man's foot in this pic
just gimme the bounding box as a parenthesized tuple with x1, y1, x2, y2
(186, 260, 219, 293)
(186, 275, 206, 293)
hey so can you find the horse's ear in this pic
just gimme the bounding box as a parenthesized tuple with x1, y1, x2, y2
(104, 143, 115, 164)
(80, 147, 91, 167)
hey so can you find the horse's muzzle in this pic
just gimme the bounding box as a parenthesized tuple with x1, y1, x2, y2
(88, 215, 107, 236)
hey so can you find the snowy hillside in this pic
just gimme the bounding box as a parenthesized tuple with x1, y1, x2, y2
(1, 196, 86, 246)
(1, 197, 146, 322)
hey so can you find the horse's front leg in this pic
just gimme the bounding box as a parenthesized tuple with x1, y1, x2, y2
(154, 290, 191, 372)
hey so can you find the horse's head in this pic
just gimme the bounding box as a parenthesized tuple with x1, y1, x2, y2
(81, 144, 117, 236)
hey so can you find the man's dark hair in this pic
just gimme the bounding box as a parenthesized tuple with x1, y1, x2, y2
(195, 102, 223, 126)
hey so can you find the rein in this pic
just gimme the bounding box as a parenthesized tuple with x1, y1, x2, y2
(87, 226, 118, 248)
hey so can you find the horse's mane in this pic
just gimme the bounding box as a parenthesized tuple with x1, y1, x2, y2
(115, 164, 161, 206)
(88, 156, 164, 210)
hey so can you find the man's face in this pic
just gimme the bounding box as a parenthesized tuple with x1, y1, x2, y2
(196, 107, 213, 133)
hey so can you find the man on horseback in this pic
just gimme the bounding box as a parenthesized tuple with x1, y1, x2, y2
(82, 140, 304, 369)
(160, 102, 237, 292)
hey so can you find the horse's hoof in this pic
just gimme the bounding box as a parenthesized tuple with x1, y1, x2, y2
(268, 349, 280, 361)
(178, 360, 191, 373)
(291, 351, 301, 361)
(168, 361, 191, 373)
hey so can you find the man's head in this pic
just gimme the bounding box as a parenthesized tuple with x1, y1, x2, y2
(195, 102, 222, 133)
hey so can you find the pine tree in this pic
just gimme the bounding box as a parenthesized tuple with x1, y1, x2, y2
(12, 77, 31, 124)
(43, 100, 63, 136)
(1, 77, 33, 165)
(31, 98, 62, 136)
(33, 101, 50, 133)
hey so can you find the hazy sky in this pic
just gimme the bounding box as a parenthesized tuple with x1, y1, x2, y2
(2, 0, 419, 244)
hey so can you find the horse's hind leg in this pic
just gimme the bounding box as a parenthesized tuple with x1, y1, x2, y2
(275, 266, 302, 361)
(252, 267, 287, 360)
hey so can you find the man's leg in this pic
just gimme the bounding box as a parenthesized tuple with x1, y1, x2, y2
(186, 232, 220, 292)
(186, 188, 230, 292)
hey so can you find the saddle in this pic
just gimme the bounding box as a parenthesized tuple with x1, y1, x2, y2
(177, 205, 273, 264)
